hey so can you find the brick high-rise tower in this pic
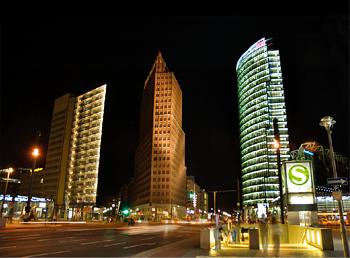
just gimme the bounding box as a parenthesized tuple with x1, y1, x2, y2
(130, 52, 186, 221)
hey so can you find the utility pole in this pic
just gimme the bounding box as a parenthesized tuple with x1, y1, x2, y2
(25, 131, 41, 216)
(209, 189, 237, 215)
(213, 191, 217, 214)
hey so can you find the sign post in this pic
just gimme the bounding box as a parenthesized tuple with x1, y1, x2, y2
(327, 177, 348, 187)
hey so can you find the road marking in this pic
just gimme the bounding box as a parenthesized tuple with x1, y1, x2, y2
(141, 237, 155, 240)
(0, 246, 16, 250)
(15, 236, 42, 240)
(60, 238, 87, 243)
(24, 250, 70, 257)
(1, 235, 23, 239)
(37, 238, 52, 242)
(2, 234, 41, 239)
(104, 241, 126, 247)
(15, 234, 41, 237)
(80, 239, 114, 245)
(123, 242, 156, 249)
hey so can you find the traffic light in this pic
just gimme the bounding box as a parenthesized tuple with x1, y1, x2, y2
(122, 209, 129, 216)
(189, 191, 194, 199)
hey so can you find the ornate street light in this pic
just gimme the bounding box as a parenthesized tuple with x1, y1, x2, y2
(319, 116, 349, 257)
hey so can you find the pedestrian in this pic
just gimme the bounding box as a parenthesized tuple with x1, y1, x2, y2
(259, 213, 268, 254)
(213, 214, 221, 251)
(8, 203, 14, 224)
(271, 215, 281, 257)
(231, 220, 238, 243)
(221, 219, 229, 246)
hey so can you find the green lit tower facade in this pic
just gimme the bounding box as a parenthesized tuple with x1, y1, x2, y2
(236, 38, 290, 214)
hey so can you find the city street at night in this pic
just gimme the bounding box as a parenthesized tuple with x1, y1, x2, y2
(0, 223, 204, 257)
(0, 222, 349, 257)
(1, 14, 349, 258)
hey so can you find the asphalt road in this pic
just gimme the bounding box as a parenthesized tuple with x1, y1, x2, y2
(0, 224, 204, 257)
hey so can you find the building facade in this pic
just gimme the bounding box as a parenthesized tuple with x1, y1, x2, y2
(66, 85, 106, 219)
(186, 176, 208, 220)
(43, 85, 106, 219)
(44, 94, 75, 205)
(130, 52, 186, 221)
(236, 38, 290, 212)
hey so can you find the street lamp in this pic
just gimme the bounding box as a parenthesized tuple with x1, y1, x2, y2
(273, 118, 285, 224)
(25, 147, 40, 215)
(1, 167, 14, 218)
(319, 116, 349, 257)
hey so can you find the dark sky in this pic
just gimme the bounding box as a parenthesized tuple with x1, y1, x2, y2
(0, 16, 349, 211)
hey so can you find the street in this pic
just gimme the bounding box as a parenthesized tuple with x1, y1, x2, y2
(0, 223, 204, 257)
(1, 223, 349, 257)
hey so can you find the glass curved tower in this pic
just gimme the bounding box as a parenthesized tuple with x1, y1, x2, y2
(236, 38, 290, 209)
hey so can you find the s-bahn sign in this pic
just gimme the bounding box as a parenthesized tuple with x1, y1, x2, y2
(284, 160, 316, 205)
(285, 161, 313, 193)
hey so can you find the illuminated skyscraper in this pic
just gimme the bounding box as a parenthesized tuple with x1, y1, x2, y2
(66, 85, 106, 215)
(130, 52, 186, 220)
(236, 38, 290, 210)
(44, 85, 106, 218)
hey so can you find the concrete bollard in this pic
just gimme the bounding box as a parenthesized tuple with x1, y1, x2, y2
(320, 228, 334, 250)
(200, 227, 213, 249)
(0, 218, 6, 227)
(249, 228, 260, 249)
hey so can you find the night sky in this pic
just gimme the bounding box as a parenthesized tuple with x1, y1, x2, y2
(0, 16, 348, 211)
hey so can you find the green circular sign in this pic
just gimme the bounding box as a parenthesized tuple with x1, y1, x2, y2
(288, 164, 310, 186)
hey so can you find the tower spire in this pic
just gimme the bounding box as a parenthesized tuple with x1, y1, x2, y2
(155, 50, 168, 73)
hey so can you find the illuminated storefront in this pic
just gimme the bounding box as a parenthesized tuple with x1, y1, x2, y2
(236, 38, 290, 210)
(0, 194, 54, 219)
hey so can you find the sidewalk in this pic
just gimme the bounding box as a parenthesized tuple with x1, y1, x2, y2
(204, 243, 340, 257)
(187, 242, 345, 257)
(0, 219, 164, 230)
(0, 220, 128, 230)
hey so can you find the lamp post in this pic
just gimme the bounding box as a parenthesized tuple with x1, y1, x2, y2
(0, 167, 14, 218)
(319, 116, 349, 257)
(25, 148, 39, 215)
(273, 118, 285, 224)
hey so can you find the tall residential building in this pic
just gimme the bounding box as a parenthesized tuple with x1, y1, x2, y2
(236, 38, 290, 211)
(44, 85, 106, 218)
(130, 52, 186, 221)
(43, 94, 76, 204)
